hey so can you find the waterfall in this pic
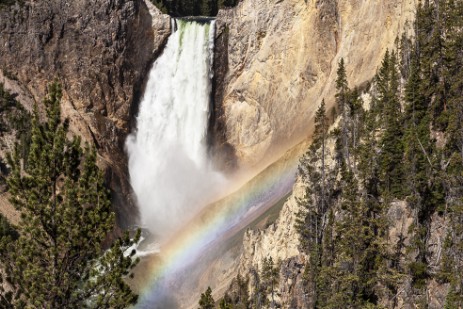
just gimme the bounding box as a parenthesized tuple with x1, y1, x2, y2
(126, 19, 222, 240)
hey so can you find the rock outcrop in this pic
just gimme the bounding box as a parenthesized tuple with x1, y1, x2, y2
(0, 0, 171, 226)
(239, 180, 303, 271)
(212, 0, 415, 169)
(237, 178, 309, 308)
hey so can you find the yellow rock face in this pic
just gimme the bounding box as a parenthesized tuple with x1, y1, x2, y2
(215, 0, 416, 169)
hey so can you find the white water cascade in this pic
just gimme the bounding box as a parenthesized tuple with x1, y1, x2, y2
(126, 19, 223, 240)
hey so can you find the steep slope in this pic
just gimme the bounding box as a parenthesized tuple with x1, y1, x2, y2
(234, 184, 450, 308)
(221, 0, 463, 301)
(229, 101, 451, 308)
(211, 0, 415, 169)
(0, 0, 171, 226)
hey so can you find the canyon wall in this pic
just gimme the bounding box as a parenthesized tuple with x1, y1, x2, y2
(0, 0, 171, 226)
(1, 0, 417, 225)
(212, 0, 416, 169)
(235, 181, 450, 308)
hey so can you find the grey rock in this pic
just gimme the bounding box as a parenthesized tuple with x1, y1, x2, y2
(0, 0, 171, 227)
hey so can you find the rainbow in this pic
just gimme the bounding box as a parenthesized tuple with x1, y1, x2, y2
(133, 143, 306, 308)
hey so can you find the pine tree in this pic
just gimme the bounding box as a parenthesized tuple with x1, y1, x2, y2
(0, 83, 31, 162)
(357, 110, 380, 201)
(199, 287, 215, 309)
(440, 119, 463, 307)
(0, 83, 139, 308)
(444, 0, 463, 161)
(402, 6, 447, 280)
(219, 295, 232, 309)
(348, 88, 364, 173)
(261, 257, 279, 308)
(0, 214, 18, 308)
(335, 58, 352, 169)
(293, 1, 463, 306)
(249, 267, 263, 309)
(403, 55, 436, 209)
(377, 51, 405, 198)
(331, 171, 362, 307)
(314, 100, 329, 215)
(295, 100, 330, 250)
(440, 2, 463, 305)
(295, 100, 333, 307)
(375, 49, 391, 120)
(200, 0, 212, 15)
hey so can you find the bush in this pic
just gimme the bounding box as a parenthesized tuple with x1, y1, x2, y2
(0, 0, 16, 7)
(409, 261, 428, 289)
(0, 213, 18, 241)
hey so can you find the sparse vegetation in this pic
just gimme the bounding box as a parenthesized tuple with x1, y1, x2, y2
(0, 83, 31, 163)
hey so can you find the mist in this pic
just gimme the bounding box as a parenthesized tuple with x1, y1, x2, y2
(126, 19, 223, 240)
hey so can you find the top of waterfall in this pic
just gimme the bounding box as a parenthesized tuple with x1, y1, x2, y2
(176, 16, 216, 23)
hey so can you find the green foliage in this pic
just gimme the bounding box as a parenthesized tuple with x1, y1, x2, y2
(215, 1, 463, 306)
(0, 213, 17, 241)
(199, 286, 215, 309)
(0, 82, 139, 308)
(335, 58, 352, 168)
(439, 153, 463, 306)
(231, 273, 251, 308)
(294, 2, 463, 301)
(219, 294, 233, 309)
(0, 83, 31, 162)
(0, 0, 17, 7)
(149, 0, 239, 17)
(295, 100, 341, 307)
(295, 100, 331, 254)
(408, 261, 428, 289)
(0, 213, 18, 307)
(375, 51, 405, 198)
(444, 283, 463, 309)
(260, 257, 279, 307)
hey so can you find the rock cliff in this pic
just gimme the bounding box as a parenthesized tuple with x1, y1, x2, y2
(211, 0, 415, 169)
(0, 0, 171, 226)
(0, 0, 417, 225)
(239, 180, 303, 271)
(235, 182, 450, 308)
